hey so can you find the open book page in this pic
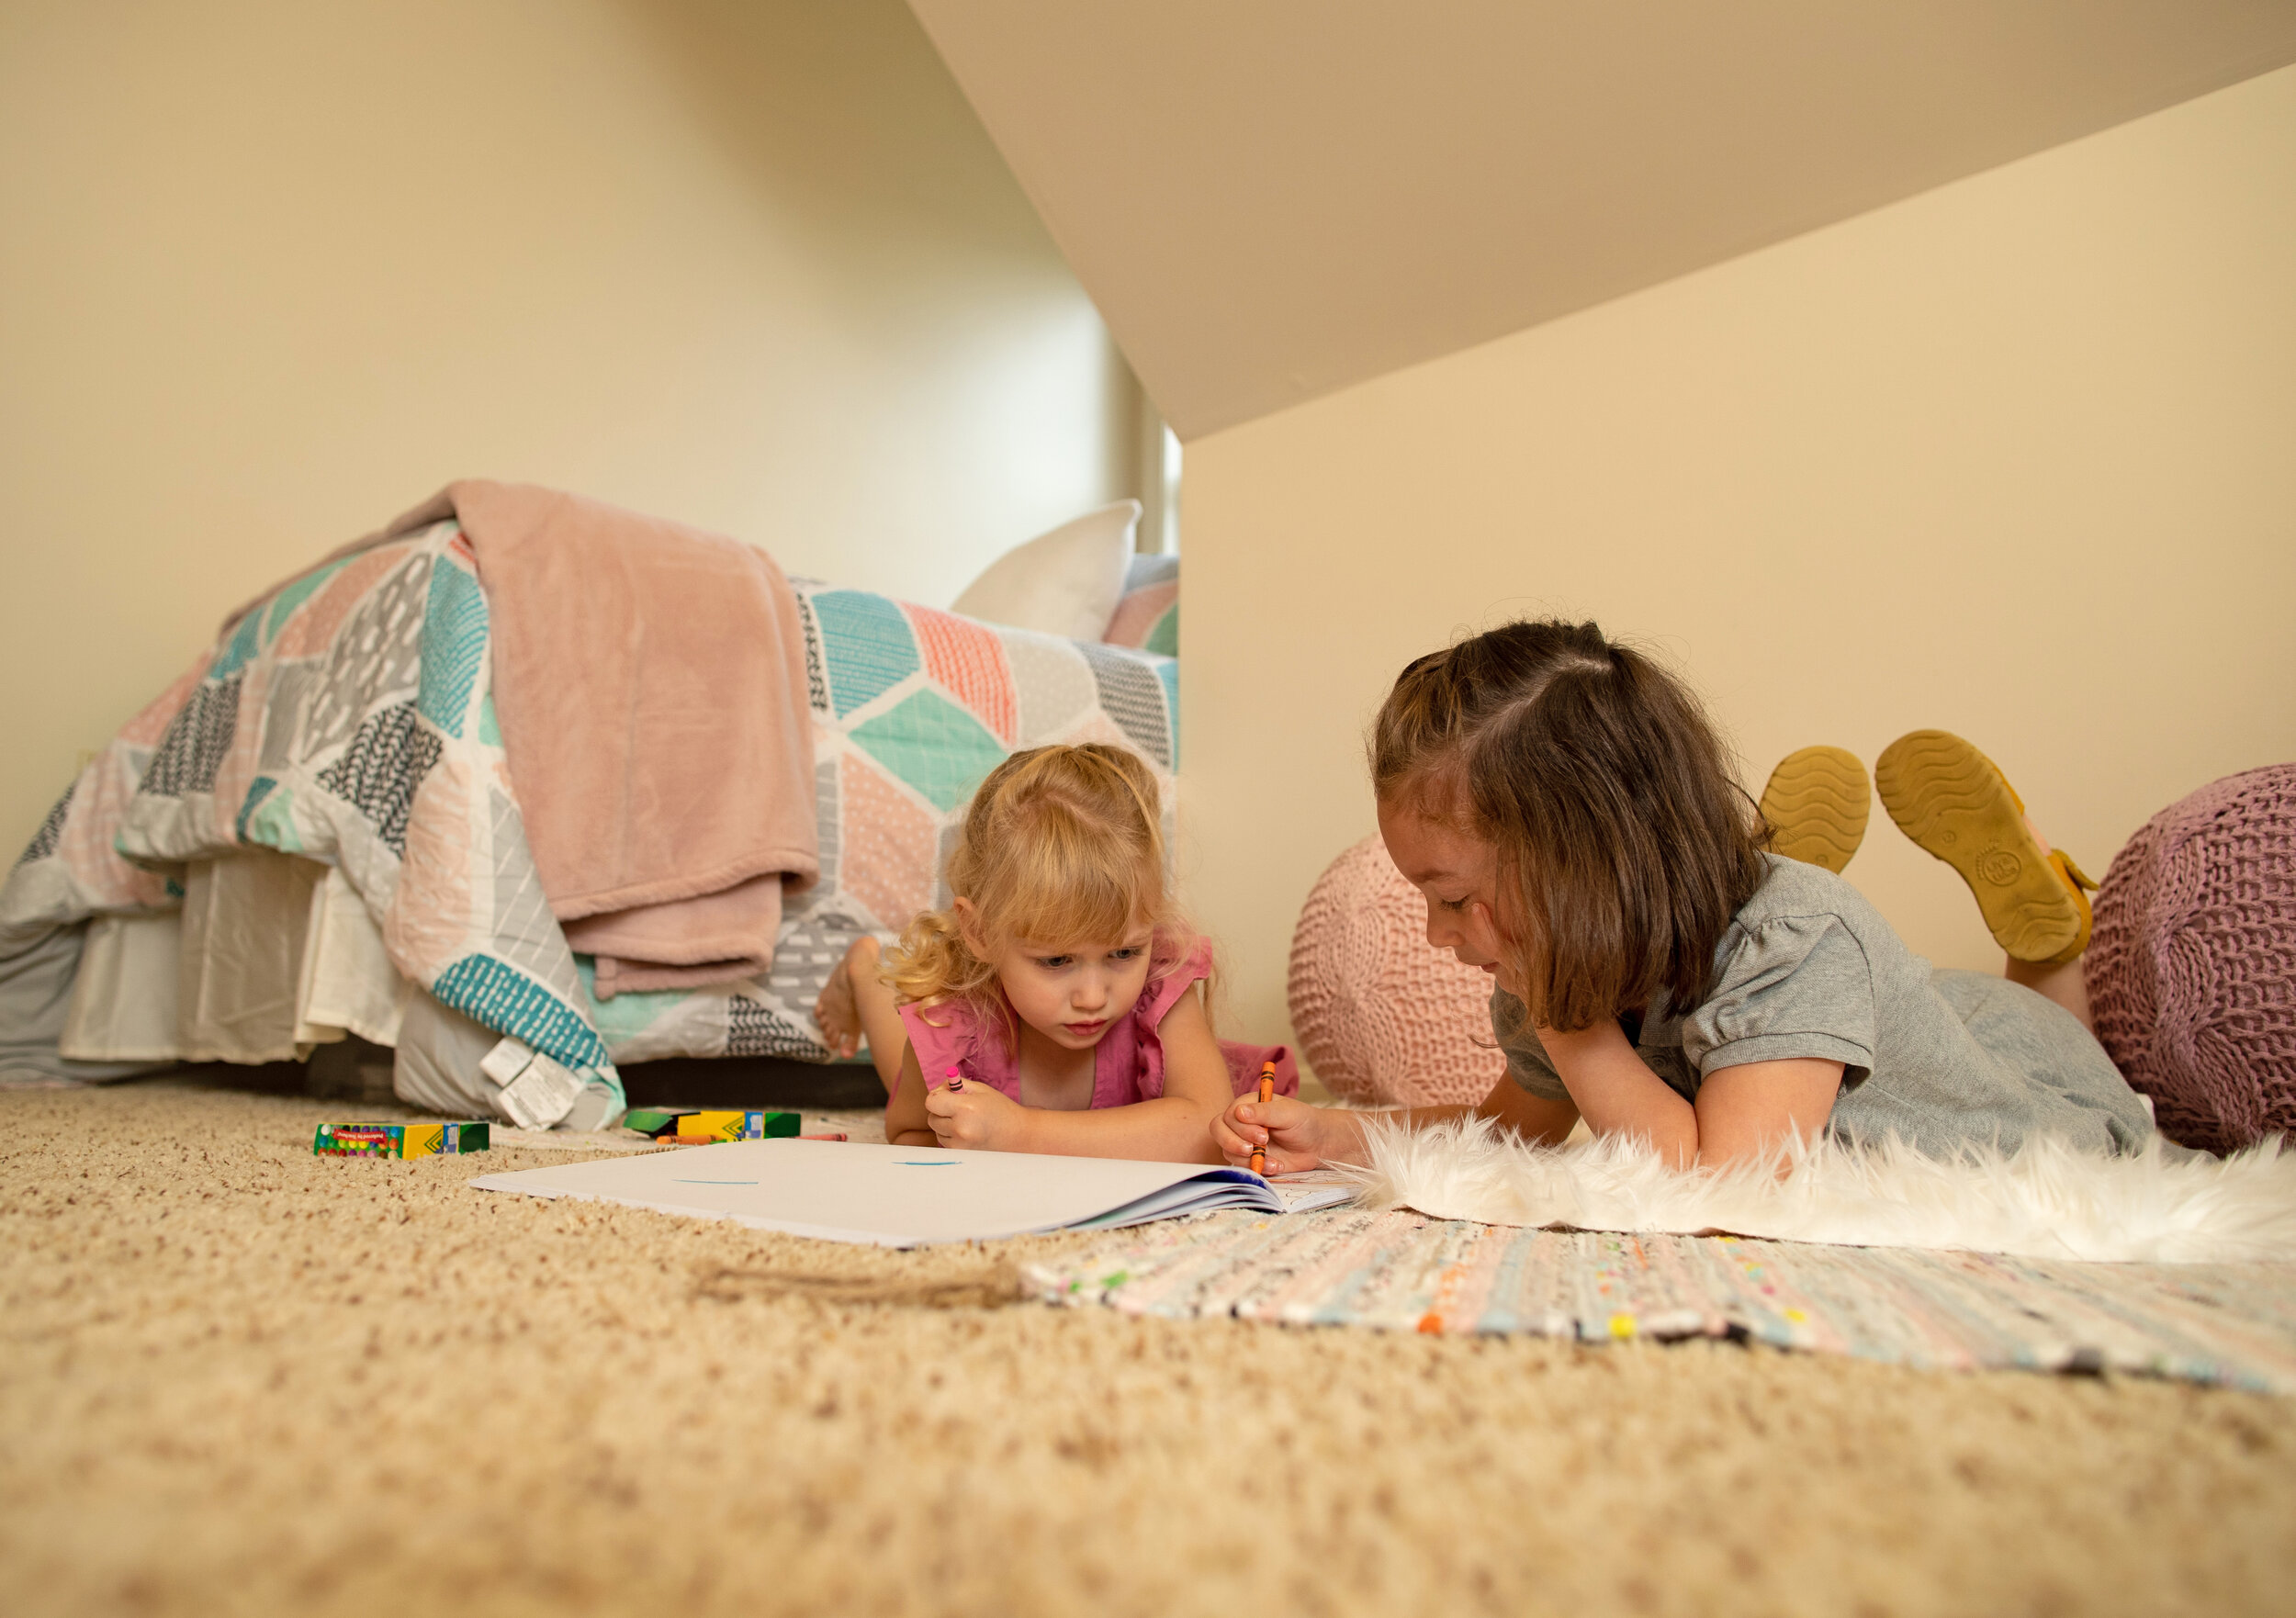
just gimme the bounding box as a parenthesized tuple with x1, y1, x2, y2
(1266, 1169, 1357, 1215)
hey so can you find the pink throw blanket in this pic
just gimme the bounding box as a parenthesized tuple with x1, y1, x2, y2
(374, 482, 818, 995)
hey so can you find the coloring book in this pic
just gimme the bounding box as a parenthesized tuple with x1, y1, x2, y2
(471, 1140, 1353, 1247)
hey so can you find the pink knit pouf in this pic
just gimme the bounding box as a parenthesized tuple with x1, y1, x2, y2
(2086, 764, 2296, 1152)
(1288, 836, 1506, 1107)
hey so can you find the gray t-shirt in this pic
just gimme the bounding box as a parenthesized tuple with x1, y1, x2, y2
(1492, 854, 2158, 1157)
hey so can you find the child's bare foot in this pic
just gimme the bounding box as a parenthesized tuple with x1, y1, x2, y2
(815, 936, 879, 1059)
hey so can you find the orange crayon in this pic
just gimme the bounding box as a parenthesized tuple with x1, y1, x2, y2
(1247, 1059, 1276, 1176)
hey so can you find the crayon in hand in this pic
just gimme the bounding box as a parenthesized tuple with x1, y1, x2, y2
(1247, 1059, 1276, 1176)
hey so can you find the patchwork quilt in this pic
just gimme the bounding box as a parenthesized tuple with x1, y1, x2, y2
(589, 581, 1179, 1064)
(1, 523, 1179, 1096)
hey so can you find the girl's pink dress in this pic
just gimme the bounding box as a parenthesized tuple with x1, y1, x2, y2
(894, 936, 1299, 1107)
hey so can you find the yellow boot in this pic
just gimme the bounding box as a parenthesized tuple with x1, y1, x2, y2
(1874, 730, 2097, 965)
(1759, 746, 1871, 874)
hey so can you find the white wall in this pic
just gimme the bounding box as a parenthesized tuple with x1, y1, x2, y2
(1181, 66, 2296, 1051)
(0, 0, 1135, 847)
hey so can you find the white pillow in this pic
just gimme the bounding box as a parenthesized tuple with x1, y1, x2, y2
(950, 500, 1141, 640)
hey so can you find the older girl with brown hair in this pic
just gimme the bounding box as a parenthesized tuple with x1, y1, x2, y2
(1216, 618, 2162, 1173)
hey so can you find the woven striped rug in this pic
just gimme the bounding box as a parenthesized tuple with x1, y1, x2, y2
(1030, 1209, 2296, 1392)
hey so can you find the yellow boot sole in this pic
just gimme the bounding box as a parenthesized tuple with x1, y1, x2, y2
(1874, 730, 2092, 964)
(1759, 746, 1871, 874)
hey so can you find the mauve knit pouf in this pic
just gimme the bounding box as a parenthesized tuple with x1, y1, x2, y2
(1288, 837, 1506, 1107)
(2086, 763, 2296, 1152)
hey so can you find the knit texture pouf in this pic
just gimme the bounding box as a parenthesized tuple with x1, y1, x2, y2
(1288, 837, 1506, 1107)
(2086, 763, 2296, 1152)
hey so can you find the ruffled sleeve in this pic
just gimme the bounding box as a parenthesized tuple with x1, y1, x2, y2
(1491, 987, 1570, 1100)
(895, 997, 1019, 1103)
(1118, 935, 1216, 1104)
(1139, 936, 1215, 1029)
(1681, 913, 1876, 1084)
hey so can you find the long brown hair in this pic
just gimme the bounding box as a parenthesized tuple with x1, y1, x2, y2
(1369, 619, 1764, 1030)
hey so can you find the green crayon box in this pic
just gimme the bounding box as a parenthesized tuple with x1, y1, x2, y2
(314, 1121, 490, 1158)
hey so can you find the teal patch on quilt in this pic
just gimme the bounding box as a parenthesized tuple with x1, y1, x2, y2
(261, 556, 352, 644)
(208, 609, 264, 679)
(432, 953, 611, 1073)
(1154, 657, 1178, 767)
(849, 687, 1008, 812)
(574, 956, 692, 1043)
(811, 590, 919, 719)
(416, 560, 488, 737)
(1143, 602, 1178, 657)
(236, 776, 276, 844)
(243, 783, 302, 853)
(477, 693, 501, 747)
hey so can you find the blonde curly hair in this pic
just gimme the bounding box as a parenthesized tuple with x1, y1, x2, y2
(884, 744, 1183, 1025)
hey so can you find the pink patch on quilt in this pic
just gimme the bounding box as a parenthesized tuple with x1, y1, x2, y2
(1101, 581, 1176, 648)
(838, 749, 940, 933)
(385, 757, 478, 980)
(57, 748, 175, 911)
(273, 545, 412, 660)
(906, 606, 1017, 746)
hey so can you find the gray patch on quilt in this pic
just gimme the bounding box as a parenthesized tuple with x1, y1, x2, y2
(760, 910, 869, 1017)
(1124, 553, 1179, 590)
(1076, 642, 1171, 769)
(1001, 635, 1096, 744)
(257, 659, 321, 771)
(303, 552, 433, 753)
(809, 755, 839, 901)
(486, 787, 585, 1008)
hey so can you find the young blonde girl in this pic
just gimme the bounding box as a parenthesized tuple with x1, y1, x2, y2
(1217, 618, 2164, 1174)
(816, 744, 1295, 1159)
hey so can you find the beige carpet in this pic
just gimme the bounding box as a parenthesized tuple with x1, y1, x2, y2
(5, 1081, 2293, 1618)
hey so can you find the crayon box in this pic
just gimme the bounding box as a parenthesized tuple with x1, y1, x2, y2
(622, 1108, 800, 1142)
(314, 1121, 490, 1158)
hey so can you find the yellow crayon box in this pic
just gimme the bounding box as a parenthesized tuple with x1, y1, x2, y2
(663, 1109, 800, 1142)
(623, 1107, 801, 1142)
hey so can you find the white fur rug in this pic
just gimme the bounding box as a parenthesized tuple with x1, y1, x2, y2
(1341, 1116, 2296, 1264)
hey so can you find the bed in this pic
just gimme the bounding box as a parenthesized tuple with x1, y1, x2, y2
(0, 498, 1178, 1128)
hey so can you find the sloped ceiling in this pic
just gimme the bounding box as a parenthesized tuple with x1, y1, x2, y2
(908, 1, 2296, 438)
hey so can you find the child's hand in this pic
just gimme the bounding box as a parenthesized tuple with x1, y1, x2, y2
(813, 937, 876, 1060)
(924, 1078, 1025, 1152)
(1213, 1093, 1334, 1175)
